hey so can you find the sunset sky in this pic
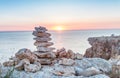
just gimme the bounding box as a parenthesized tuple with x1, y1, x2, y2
(0, 0, 120, 31)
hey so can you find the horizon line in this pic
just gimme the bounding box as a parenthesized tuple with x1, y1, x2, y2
(0, 28, 120, 32)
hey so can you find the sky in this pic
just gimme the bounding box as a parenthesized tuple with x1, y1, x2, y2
(0, 0, 120, 31)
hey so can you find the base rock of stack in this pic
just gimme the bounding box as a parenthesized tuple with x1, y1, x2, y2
(38, 59, 52, 65)
(37, 47, 55, 52)
(34, 51, 56, 59)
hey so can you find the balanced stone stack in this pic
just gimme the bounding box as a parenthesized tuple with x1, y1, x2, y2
(33, 26, 56, 65)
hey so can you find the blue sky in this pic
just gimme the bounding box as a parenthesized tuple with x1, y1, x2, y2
(0, 0, 120, 30)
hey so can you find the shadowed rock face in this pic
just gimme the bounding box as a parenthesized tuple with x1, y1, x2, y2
(84, 35, 120, 60)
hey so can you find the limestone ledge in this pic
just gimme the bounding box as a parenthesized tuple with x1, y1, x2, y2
(84, 35, 120, 60)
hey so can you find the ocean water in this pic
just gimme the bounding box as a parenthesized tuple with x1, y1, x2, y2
(0, 29, 120, 62)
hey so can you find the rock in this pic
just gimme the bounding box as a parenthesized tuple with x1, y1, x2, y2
(9, 57, 20, 65)
(59, 58, 75, 66)
(35, 26, 48, 32)
(33, 37, 51, 41)
(56, 48, 83, 60)
(109, 55, 120, 65)
(34, 41, 53, 47)
(56, 48, 67, 58)
(89, 74, 110, 78)
(58, 51, 67, 58)
(109, 55, 120, 77)
(38, 59, 52, 65)
(87, 58, 112, 73)
(57, 48, 66, 52)
(67, 49, 76, 59)
(84, 48, 93, 57)
(37, 47, 55, 52)
(32, 31, 51, 37)
(75, 58, 112, 73)
(24, 63, 41, 72)
(84, 35, 120, 60)
(0, 63, 2, 74)
(116, 60, 120, 65)
(77, 67, 102, 77)
(34, 52, 56, 58)
(15, 48, 38, 63)
(59, 51, 67, 58)
(74, 66, 84, 76)
(75, 53, 83, 60)
(75, 58, 92, 69)
(3, 60, 15, 66)
(15, 59, 30, 70)
(111, 65, 120, 77)
(53, 65, 75, 76)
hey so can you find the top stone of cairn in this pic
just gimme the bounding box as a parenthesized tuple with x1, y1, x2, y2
(35, 26, 48, 33)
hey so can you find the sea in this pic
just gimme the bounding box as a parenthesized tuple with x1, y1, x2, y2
(0, 29, 120, 62)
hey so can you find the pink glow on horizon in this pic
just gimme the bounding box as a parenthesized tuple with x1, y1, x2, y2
(0, 21, 120, 31)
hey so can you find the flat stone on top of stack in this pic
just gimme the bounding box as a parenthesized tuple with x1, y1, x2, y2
(33, 26, 56, 65)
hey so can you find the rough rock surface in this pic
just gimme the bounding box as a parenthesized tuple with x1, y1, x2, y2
(53, 65, 75, 76)
(75, 58, 112, 73)
(38, 59, 52, 65)
(84, 35, 120, 60)
(109, 55, 120, 78)
(56, 48, 83, 59)
(76, 67, 102, 77)
(109, 55, 120, 65)
(3, 60, 15, 66)
(15, 48, 38, 63)
(1, 58, 111, 78)
(24, 63, 41, 73)
(3, 48, 41, 72)
(59, 58, 75, 66)
(15, 59, 30, 70)
(0, 63, 2, 74)
(34, 51, 56, 58)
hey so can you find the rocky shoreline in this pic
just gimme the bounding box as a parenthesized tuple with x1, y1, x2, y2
(0, 26, 120, 78)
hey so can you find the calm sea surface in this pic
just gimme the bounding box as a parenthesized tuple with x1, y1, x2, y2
(0, 29, 120, 62)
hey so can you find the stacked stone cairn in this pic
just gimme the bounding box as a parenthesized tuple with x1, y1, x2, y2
(32, 26, 56, 65)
